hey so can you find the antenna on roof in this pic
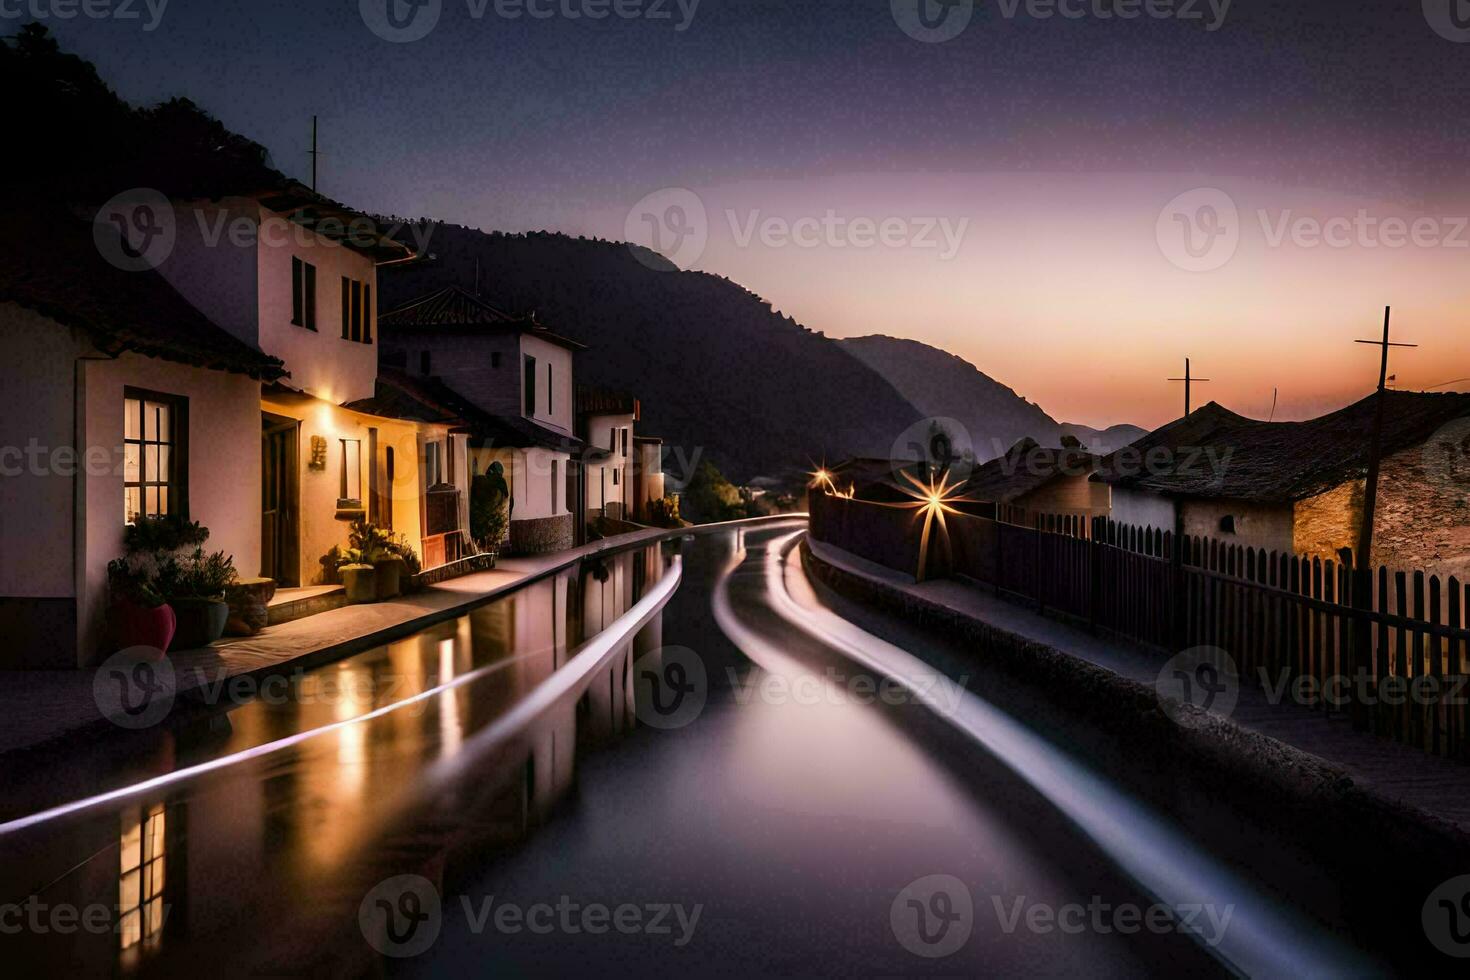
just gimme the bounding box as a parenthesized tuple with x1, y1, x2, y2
(1167, 358, 1211, 417)
(1268, 387, 1278, 422)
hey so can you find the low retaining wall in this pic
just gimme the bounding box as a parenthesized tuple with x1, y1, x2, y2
(802, 538, 1470, 973)
(509, 514, 574, 555)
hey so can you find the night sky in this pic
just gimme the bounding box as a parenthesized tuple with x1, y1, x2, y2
(34, 0, 1470, 427)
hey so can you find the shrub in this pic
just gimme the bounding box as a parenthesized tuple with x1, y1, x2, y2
(155, 547, 237, 598)
(648, 494, 682, 528)
(471, 462, 511, 553)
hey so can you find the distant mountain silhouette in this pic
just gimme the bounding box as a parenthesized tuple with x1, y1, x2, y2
(377, 224, 924, 483)
(838, 335, 1144, 459)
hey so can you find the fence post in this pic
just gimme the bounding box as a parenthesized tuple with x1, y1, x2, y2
(1034, 516, 1045, 615)
(1170, 512, 1186, 651)
(1088, 516, 1102, 633)
(1347, 548, 1370, 731)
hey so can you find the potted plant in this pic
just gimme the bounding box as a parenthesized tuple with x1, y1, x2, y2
(106, 557, 174, 656)
(470, 463, 511, 565)
(338, 547, 377, 604)
(157, 548, 237, 649)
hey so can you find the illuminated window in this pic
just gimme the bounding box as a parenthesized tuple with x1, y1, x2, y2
(124, 390, 186, 524)
(340, 439, 362, 505)
(118, 803, 166, 952)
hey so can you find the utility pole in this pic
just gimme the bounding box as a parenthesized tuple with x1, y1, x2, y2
(308, 115, 319, 192)
(1168, 358, 1211, 417)
(1349, 306, 1416, 729)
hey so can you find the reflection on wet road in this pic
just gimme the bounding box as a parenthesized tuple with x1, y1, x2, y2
(1, 523, 1380, 975)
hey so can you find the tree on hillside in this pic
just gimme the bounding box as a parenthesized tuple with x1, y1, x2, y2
(682, 460, 745, 524)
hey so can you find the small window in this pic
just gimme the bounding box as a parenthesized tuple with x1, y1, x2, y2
(292, 257, 317, 329)
(547, 363, 553, 416)
(621, 427, 629, 457)
(491, 351, 502, 369)
(339, 276, 372, 344)
(524, 355, 537, 416)
(609, 426, 617, 451)
(340, 439, 362, 506)
(425, 441, 444, 487)
(420, 350, 431, 375)
(612, 468, 619, 487)
(551, 459, 559, 512)
(124, 390, 186, 524)
(1219, 515, 1237, 534)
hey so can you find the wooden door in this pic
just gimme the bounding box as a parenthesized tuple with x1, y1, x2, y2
(261, 416, 300, 586)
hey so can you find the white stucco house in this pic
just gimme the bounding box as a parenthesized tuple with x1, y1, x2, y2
(378, 285, 591, 554)
(143, 185, 468, 587)
(0, 204, 287, 668)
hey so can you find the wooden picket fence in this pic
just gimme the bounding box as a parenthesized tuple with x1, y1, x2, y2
(808, 491, 1470, 761)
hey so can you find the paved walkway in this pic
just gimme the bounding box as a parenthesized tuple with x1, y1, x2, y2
(808, 537, 1470, 832)
(0, 527, 672, 757)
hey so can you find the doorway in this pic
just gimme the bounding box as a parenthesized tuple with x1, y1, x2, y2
(261, 413, 300, 586)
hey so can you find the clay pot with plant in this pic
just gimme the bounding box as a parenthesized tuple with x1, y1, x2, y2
(156, 547, 237, 649)
(107, 515, 212, 656)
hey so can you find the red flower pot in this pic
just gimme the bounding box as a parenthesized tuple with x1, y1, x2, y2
(110, 597, 176, 657)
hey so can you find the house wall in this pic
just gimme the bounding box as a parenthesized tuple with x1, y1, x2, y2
(1292, 481, 1362, 562)
(382, 330, 522, 419)
(260, 393, 435, 584)
(1015, 474, 1110, 517)
(158, 199, 260, 346)
(635, 441, 666, 521)
(584, 412, 633, 517)
(520, 335, 574, 435)
(1109, 487, 1176, 532)
(0, 307, 91, 667)
(255, 209, 380, 404)
(1181, 498, 1294, 553)
(81, 352, 263, 665)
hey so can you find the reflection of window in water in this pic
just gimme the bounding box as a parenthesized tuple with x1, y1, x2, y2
(119, 803, 166, 951)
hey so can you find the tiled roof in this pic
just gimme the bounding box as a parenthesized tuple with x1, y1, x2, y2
(1095, 391, 1470, 503)
(0, 203, 286, 380)
(379, 284, 587, 350)
(964, 439, 1101, 503)
(576, 383, 639, 419)
(348, 369, 589, 455)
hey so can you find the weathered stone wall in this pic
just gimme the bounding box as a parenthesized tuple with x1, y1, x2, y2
(1292, 481, 1361, 562)
(1371, 440, 1470, 578)
(509, 513, 573, 555)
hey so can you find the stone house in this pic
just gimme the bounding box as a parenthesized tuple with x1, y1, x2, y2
(1095, 392, 1470, 576)
(963, 438, 1111, 521)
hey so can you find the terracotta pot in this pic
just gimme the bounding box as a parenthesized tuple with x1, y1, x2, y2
(168, 596, 229, 649)
(225, 577, 277, 636)
(374, 557, 404, 600)
(340, 564, 377, 604)
(110, 597, 176, 657)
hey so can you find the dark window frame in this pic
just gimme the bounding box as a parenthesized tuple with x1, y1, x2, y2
(524, 355, 537, 416)
(292, 257, 317, 330)
(124, 387, 188, 524)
